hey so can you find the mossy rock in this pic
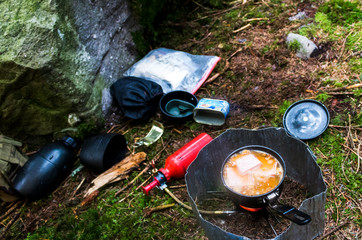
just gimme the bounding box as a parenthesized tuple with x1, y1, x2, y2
(0, 0, 139, 141)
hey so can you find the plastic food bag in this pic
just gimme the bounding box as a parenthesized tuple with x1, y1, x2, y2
(110, 77, 164, 122)
(123, 48, 220, 94)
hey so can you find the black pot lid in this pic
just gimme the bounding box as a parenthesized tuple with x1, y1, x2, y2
(283, 99, 330, 140)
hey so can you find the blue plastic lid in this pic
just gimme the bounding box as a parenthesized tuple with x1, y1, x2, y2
(283, 99, 330, 140)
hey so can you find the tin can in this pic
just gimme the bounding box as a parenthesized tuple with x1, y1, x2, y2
(193, 98, 230, 126)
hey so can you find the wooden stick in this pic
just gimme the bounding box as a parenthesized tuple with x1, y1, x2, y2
(0, 213, 20, 238)
(228, 0, 247, 5)
(205, 48, 242, 84)
(168, 184, 187, 189)
(172, 128, 182, 135)
(196, 3, 245, 20)
(344, 49, 362, 61)
(115, 139, 171, 196)
(192, 0, 209, 10)
(136, 176, 152, 191)
(205, 72, 221, 84)
(342, 144, 362, 160)
(338, 30, 354, 60)
(0, 201, 21, 222)
(315, 147, 328, 159)
(115, 165, 150, 196)
(357, 143, 361, 173)
(228, 48, 243, 60)
(320, 83, 362, 92)
(324, 92, 355, 95)
(144, 203, 176, 216)
(329, 124, 362, 130)
(341, 152, 350, 182)
(233, 23, 251, 33)
(317, 221, 349, 239)
(244, 17, 268, 22)
(83, 152, 147, 198)
(344, 114, 352, 146)
(71, 177, 85, 198)
(0, 201, 26, 238)
(248, 104, 279, 109)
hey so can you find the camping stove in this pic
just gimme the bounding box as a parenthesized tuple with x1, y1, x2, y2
(239, 206, 279, 237)
(185, 128, 327, 240)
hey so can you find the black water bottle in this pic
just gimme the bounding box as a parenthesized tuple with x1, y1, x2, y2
(12, 136, 78, 200)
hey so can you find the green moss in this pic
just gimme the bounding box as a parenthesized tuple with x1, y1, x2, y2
(298, 23, 318, 39)
(73, 120, 100, 141)
(225, 9, 241, 20)
(287, 39, 302, 53)
(25, 186, 201, 240)
(209, 0, 224, 8)
(315, 93, 332, 102)
(25, 208, 102, 240)
(269, 100, 292, 126)
(345, 22, 362, 52)
(348, 58, 362, 74)
(318, 0, 362, 26)
(315, 12, 335, 34)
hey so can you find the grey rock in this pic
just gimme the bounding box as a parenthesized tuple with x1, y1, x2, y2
(0, 0, 139, 139)
(288, 11, 308, 21)
(286, 33, 319, 59)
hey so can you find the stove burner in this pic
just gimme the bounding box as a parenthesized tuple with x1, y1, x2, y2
(237, 205, 279, 237)
(239, 205, 263, 212)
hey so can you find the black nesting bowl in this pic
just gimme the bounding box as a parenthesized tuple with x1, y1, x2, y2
(80, 133, 127, 173)
(159, 90, 198, 122)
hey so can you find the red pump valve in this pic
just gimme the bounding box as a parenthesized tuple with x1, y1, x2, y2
(142, 133, 213, 195)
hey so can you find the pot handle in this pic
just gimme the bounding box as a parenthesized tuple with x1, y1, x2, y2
(270, 204, 311, 225)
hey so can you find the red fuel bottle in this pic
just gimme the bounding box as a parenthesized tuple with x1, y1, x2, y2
(142, 133, 212, 195)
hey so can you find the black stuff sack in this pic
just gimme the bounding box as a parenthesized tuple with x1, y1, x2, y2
(110, 77, 164, 122)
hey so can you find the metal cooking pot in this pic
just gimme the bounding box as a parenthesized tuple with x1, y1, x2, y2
(221, 145, 311, 225)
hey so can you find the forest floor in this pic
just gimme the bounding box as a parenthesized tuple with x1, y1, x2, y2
(1, 0, 361, 239)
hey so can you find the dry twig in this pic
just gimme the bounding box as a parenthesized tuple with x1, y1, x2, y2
(233, 23, 251, 33)
(205, 48, 242, 84)
(342, 144, 362, 163)
(115, 139, 171, 196)
(341, 153, 350, 182)
(0, 201, 21, 223)
(317, 221, 349, 239)
(244, 17, 268, 22)
(144, 203, 176, 216)
(115, 165, 150, 196)
(338, 30, 354, 60)
(196, 2, 245, 20)
(329, 125, 362, 131)
(71, 177, 86, 198)
(320, 83, 362, 93)
(168, 184, 186, 189)
(0, 213, 20, 238)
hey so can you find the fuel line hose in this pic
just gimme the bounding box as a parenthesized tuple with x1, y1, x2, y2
(164, 187, 237, 215)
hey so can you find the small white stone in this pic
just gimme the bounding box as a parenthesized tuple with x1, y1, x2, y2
(286, 33, 319, 59)
(288, 12, 308, 21)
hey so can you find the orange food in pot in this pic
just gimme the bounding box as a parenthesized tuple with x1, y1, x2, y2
(222, 149, 283, 196)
